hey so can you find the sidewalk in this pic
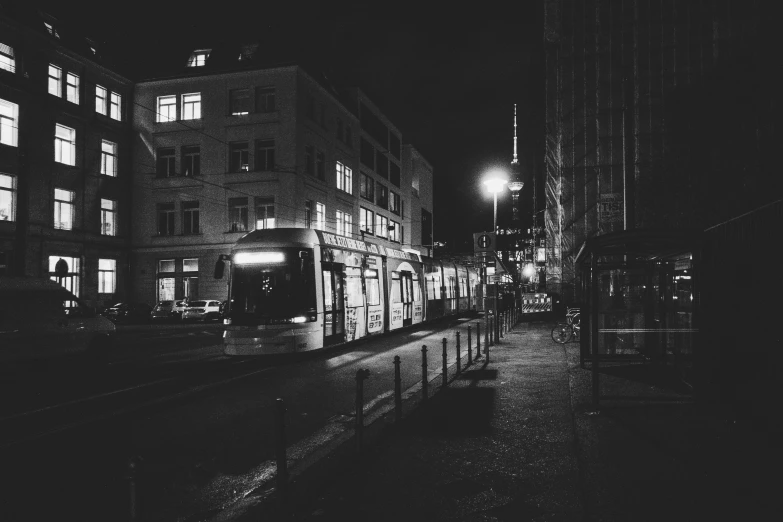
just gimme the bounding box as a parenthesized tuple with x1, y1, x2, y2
(278, 321, 780, 521)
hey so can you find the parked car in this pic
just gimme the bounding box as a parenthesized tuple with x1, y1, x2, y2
(150, 300, 175, 322)
(101, 302, 153, 324)
(170, 299, 188, 321)
(181, 300, 223, 322)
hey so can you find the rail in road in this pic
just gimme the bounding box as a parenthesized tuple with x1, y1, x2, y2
(0, 314, 490, 522)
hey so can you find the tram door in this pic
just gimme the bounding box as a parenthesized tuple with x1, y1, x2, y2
(401, 271, 413, 326)
(322, 263, 345, 345)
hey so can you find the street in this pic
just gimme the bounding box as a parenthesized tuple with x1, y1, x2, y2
(0, 316, 481, 521)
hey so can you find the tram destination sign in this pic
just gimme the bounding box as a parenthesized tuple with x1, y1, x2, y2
(316, 231, 419, 261)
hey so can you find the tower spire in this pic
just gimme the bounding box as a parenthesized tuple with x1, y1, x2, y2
(512, 103, 519, 165)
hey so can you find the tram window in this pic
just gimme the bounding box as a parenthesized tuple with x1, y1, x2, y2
(345, 268, 363, 307)
(413, 276, 421, 301)
(391, 273, 401, 303)
(365, 272, 380, 306)
(322, 270, 333, 311)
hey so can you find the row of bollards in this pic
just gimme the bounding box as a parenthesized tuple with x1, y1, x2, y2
(126, 314, 522, 521)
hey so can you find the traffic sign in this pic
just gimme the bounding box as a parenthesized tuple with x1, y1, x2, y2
(473, 232, 495, 253)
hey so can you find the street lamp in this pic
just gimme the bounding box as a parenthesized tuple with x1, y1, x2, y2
(483, 171, 507, 233)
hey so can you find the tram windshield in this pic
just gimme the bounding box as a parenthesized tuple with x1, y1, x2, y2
(230, 248, 316, 324)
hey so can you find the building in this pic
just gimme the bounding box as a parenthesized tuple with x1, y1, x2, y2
(543, 0, 778, 301)
(0, 6, 134, 307)
(402, 144, 434, 257)
(130, 49, 433, 304)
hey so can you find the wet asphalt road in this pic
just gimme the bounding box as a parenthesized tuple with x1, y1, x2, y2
(0, 316, 480, 521)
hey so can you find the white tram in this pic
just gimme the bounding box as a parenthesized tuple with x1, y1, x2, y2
(214, 229, 479, 355)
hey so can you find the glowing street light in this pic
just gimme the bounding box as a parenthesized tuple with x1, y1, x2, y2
(483, 171, 507, 233)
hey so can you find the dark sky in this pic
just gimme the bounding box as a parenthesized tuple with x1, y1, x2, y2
(33, 0, 544, 251)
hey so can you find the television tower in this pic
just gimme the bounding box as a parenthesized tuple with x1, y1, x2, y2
(508, 104, 524, 223)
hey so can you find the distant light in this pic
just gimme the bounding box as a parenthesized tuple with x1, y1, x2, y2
(522, 264, 535, 277)
(234, 252, 284, 264)
(292, 316, 307, 323)
(483, 171, 508, 194)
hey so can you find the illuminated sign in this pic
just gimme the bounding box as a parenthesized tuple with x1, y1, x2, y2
(234, 252, 284, 264)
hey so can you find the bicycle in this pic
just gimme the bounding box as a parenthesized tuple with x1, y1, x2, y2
(552, 307, 580, 344)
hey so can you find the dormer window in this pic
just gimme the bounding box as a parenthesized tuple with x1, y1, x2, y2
(187, 49, 210, 67)
(238, 43, 258, 61)
(44, 22, 60, 39)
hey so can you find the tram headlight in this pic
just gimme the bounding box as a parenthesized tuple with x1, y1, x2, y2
(234, 252, 285, 264)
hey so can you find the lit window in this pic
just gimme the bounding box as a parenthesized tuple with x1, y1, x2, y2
(389, 220, 401, 242)
(44, 22, 60, 39)
(376, 183, 388, 208)
(66, 72, 79, 104)
(183, 258, 199, 271)
(230, 89, 250, 115)
(0, 43, 15, 73)
(54, 124, 75, 165)
(100, 198, 117, 236)
(255, 87, 275, 112)
(376, 214, 388, 239)
(255, 197, 275, 229)
(336, 210, 352, 237)
(187, 49, 210, 67)
(315, 202, 325, 231)
(255, 139, 275, 171)
(157, 203, 175, 236)
(183, 201, 200, 235)
(98, 259, 116, 293)
(336, 161, 352, 194)
(157, 95, 176, 122)
(0, 98, 19, 147)
(156, 147, 176, 177)
(336, 210, 345, 236)
(53, 188, 74, 230)
(109, 92, 121, 120)
(228, 197, 248, 232)
(48, 64, 62, 97)
(390, 191, 401, 214)
(181, 93, 201, 120)
(0, 173, 16, 221)
(95, 85, 107, 115)
(101, 140, 117, 177)
(49, 257, 80, 301)
(182, 146, 200, 177)
(229, 142, 249, 172)
(158, 259, 175, 272)
(360, 207, 373, 234)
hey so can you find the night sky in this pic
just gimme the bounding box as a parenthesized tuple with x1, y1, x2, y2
(31, 0, 544, 251)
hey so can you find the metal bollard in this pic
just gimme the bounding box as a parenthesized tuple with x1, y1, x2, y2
(499, 313, 504, 339)
(441, 338, 448, 388)
(475, 322, 482, 360)
(421, 345, 428, 401)
(467, 325, 473, 365)
(489, 317, 494, 346)
(355, 369, 371, 451)
(394, 356, 402, 423)
(485, 317, 490, 349)
(456, 331, 461, 374)
(274, 398, 288, 504)
(126, 456, 141, 522)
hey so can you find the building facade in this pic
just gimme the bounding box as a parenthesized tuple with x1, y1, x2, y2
(131, 55, 433, 304)
(0, 7, 134, 308)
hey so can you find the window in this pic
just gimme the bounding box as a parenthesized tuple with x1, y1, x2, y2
(360, 138, 374, 169)
(304, 145, 314, 176)
(255, 197, 275, 229)
(390, 191, 401, 214)
(376, 184, 388, 209)
(336, 161, 352, 194)
(66, 72, 79, 104)
(230, 89, 250, 115)
(183, 258, 199, 271)
(360, 207, 373, 234)
(360, 173, 374, 201)
(0, 98, 19, 147)
(187, 49, 210, 67)
(183, 201, 199, 234)
(389, 220, 401, 242)
(376, 150, 388, 178)
(48, 64, 62, 97)
(157, 203, 175, 235)
(158, 259, 175, 273)
(100, 198, 117, 236)
(336, 210, 353, 237)
(182, 146, 200, 177)
(256, 87, 275, 112)
(101, 140, 117, 177)
(228, 197, 248, 232)
(315, 202, 325, 231)
(316, 150, 325, 180)
(375, 214, 388, 239)
(95, 85, 107, 115)
(44, 22, 60, 39)
(109, 92, 121, 121)
(304, 200, 312, 228)
(390, 162, 400, 187)
(54, 124, 75, 165)
(229, 142, 249, 172)
(156, 147, 176, 177)
(181, 93, 201, 120)
(0, 173, 16, 221)
(49, 257, 80, 302)
(98, 259, 116, 294)
(53, 188, 74, 230)
(255, 139, 275, 171)
(0, 43, 15, 73)
(157, 95, 176, 122)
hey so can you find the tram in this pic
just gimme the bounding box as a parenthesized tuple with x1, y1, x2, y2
(214, 228, 479, 355)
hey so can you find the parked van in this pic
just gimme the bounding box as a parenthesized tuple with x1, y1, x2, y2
(0, 276, 116, 363)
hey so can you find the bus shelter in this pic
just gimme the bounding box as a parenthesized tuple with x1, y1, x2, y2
(575, 229, 700, 377)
